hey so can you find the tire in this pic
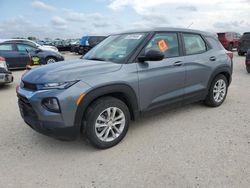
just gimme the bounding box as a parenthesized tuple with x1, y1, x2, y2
(238, 51, 244, 56)
(246, 66, 250, 73)
(46, 57, 57, 64)
(204, 74, 228, 107)
(84, 97, 130, 149)
(228, 43, 233, 51)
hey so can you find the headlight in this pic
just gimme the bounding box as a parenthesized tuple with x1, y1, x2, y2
(37, 80, 78, 90)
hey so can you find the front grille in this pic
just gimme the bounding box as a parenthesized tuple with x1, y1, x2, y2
(18, 94, 30, 105)
(18, 95, 38, 119)
(21, 81, 37, 91)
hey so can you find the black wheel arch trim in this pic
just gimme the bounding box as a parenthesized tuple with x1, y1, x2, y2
(74, 84, 140, 130)
(207, 65, 232, 93)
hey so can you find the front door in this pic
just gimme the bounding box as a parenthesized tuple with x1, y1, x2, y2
(136, 32, 186, 111)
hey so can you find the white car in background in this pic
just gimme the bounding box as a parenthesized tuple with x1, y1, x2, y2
(0, 39, 59, 52)
(0, 56, 13, 85)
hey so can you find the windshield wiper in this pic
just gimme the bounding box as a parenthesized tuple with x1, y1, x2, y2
(87, 57, 106, 61)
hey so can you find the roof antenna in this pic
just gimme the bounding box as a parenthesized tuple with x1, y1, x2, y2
(187, 22, 194, 29)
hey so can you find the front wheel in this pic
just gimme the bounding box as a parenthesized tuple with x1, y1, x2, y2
(46, 57, 57, 64)
(228, 43, 233, 51)
(84, 97, 130, 149)
(204, 74, 228, 107)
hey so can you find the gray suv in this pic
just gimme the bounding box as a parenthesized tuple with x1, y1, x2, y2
(17, 28, 233, 148)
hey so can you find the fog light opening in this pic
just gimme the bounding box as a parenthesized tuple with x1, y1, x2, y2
(42, 97, 61, 113)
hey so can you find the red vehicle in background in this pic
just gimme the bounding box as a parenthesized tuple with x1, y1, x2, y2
(217, 32, 241, 51)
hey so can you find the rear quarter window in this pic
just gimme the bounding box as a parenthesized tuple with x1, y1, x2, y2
(183, 33, 207, 55)
(205, 36, 225, 50)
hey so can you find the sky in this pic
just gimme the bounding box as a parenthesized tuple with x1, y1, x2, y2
(0, 0, 250, 39)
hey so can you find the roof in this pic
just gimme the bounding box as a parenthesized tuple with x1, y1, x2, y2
(0, 38, 38, 45)
(114, 27, 215, 37)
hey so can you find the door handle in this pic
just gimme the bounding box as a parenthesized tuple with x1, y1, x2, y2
(209, 56, 216, 61)
(173, 61, 183, 66)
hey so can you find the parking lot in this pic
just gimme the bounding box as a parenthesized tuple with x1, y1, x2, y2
(0, 51, 249, 188)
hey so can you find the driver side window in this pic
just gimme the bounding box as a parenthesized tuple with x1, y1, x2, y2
(16, 44, 36, 52)
(145, 33, 180, 58)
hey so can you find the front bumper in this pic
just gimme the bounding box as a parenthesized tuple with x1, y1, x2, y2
(0, 69, 13, 84)
(16, 81, 91, 140)
(18, 94, 78, 140)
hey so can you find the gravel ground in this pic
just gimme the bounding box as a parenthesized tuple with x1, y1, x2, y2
(0, 52, 249, 188)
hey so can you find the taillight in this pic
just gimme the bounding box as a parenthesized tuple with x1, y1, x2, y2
(246, 59, 250, 65)
(226, 51, 233, 60)
(0, 56, 5, 62)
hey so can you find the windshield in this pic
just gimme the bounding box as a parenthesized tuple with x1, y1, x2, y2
(82, 33, 147, 63)
(217, 33, 225, 38)
(243, 33, 250, 39)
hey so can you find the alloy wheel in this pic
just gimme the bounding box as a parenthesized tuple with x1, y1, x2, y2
(47, 58, 56, 64)
(213, 79, 226, 103)
(95, 107, 125, 142)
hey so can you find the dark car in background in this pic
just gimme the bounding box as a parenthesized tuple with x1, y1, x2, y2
(238, 32, 250, 56)
(217, 32, 241, 51)
(246, 49, 250, 73)
(70, 40, 80, 53)
(53, 40, 71, 51)
(0, 41, 64, 69)
(78, 36, 106, 55)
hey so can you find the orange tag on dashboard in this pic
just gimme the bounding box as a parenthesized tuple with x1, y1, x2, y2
(158, 40, 168, 52)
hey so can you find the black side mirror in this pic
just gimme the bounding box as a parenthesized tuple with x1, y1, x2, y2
(35, 49, 42, 53)
(138, 50, 164, 62)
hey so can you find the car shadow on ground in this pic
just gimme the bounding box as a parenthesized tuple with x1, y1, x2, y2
(22, 101, 208, 153)
(0, 84, 13, 90)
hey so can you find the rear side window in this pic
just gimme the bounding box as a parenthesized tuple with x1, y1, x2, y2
(225, 33, 232, 40)
(183, 33, 206, 55)
(0, 44, 13, 51)
(145, 33, 179, 58)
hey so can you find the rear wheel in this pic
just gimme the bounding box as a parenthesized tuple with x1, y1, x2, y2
(84, 97, 130, 149)
(238, 51, 244, 56)
(204, 74, 228, 107)
(228, 43, 233, 51)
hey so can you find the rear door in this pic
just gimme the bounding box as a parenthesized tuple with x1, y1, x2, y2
(0, 43, 20, 69)
(181, 33, 213, 103)
(137, 32, 186, 111)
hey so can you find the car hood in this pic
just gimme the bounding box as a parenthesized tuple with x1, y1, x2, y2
(40, 45, 58, 52)
(22, 59, 122, 84)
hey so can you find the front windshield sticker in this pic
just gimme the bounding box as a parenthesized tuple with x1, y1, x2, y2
(125, 34, 142, 40)
(158, 39, 168, 52)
